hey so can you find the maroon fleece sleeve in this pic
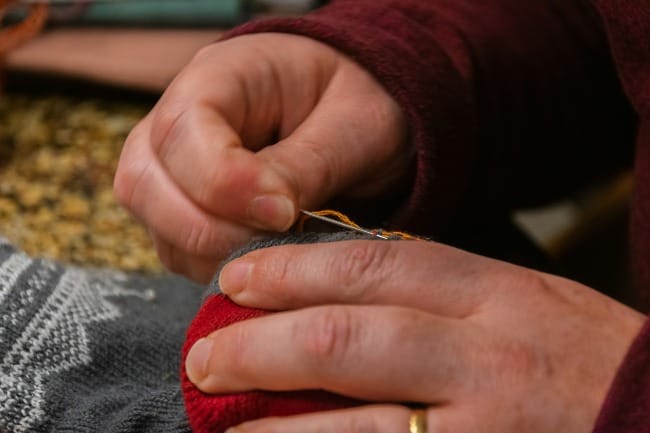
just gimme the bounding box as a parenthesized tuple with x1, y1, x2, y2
(224, 0, 635, 237)
(592, 319, 650, 433)
(588, 1, 650, 431)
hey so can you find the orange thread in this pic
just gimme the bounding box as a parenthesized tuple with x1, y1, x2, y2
(298, 209, 421, 240)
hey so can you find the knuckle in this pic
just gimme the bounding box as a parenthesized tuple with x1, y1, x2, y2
(191, 43, 218, 65)
(482, 335, 544, 385)
(341, 414, 378, 433)
(297, 138, 338, 195)
(220, 323, 251, 376)
(331, 242, 393, 292)
(151, 104, 186, 159)
(197, 163, 226, 207)
(301, 307, 356, 367)
(489, 265, 548, 301)
(113, 158, 152, 214)
(181, 219, 215, 257)
(249, 249, 294, 300)
(113, 125, 148, 210)
(196, 147, 244, 208)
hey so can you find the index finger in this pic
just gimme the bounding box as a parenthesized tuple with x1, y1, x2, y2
(217, 239, 519, 318)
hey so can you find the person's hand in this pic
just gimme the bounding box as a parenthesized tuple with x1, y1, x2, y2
(113, 34, 409, 282)
(185, 240, 645, 433)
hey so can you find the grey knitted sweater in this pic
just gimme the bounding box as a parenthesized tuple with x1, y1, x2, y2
(0, 236, 203, 433)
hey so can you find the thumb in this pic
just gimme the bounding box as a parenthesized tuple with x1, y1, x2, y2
(258, 60, 409, 213)
(153, 41, 407, 234)
(153, 58, 408, 234)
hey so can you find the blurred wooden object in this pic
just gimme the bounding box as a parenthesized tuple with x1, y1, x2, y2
(515, 171, 636, 306)
(546, 172, 633, 258)
(5, 28, 222, 92)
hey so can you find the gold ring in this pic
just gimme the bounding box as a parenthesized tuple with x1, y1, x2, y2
(409, 409, 427, 433)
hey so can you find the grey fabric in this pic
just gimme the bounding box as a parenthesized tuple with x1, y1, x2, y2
(0, 237, 202, 433)
(0, 231, 380, 433)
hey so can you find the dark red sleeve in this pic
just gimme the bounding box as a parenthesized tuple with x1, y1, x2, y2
(588, 1, 650, 431)
(224, 0, 636, 237)
(592, 318, 650, 432)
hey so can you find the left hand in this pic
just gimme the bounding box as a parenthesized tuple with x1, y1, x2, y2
(185, 240, 645, 433)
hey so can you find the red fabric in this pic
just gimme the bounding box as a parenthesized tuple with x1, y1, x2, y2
(181, 1, 650, 432)
(181, 295, 360, 433)
(593, 319, 650, 432)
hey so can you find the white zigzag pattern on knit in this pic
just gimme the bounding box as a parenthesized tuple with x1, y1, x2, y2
(0, 261, 155, 433)
(0, 251, 32, 307)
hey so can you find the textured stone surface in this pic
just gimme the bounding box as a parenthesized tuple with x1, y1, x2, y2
(0, 93, 163, 273)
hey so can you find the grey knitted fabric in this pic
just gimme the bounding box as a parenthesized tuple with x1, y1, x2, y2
(0, 231, 379, 433)
(0, 236, 203, 433)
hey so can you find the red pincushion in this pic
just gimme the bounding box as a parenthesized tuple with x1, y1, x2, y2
(180, 294, 360, 433)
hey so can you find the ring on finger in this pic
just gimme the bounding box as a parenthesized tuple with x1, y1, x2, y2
(409, 409, 427, 433)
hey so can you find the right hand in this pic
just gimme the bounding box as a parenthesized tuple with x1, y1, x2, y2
(114, 33, 411, 283)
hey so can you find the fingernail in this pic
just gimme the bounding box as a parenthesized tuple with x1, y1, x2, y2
(219, 260, 252, 295)
(186, 337, 213, 385)
(248, 194, 295, 231)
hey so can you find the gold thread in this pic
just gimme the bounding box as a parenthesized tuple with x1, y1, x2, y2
(298, 209, 421, 240)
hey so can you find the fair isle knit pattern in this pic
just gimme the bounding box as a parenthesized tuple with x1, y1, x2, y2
(0, 237, 202, 433)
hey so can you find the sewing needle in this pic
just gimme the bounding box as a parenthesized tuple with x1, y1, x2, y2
(300, 210, 390, 240)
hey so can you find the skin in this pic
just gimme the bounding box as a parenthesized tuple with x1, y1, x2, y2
(115, 33, 647, 432)
(113, 33, 410, 283)
(186, 240, 645, 433)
